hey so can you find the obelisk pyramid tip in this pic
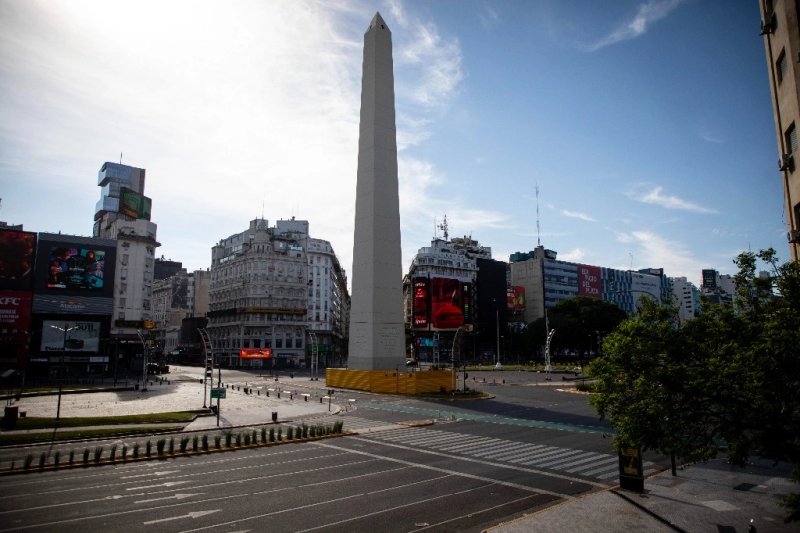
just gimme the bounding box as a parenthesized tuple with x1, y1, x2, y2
(369, 12, 389, 32)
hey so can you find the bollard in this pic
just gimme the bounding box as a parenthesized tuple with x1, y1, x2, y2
(266, 390, 269, 397)
(277, 392, 281, 399)
(320, 397, 323, 404)
(272, 411, 278, 423)
(257, 390, 260, 396)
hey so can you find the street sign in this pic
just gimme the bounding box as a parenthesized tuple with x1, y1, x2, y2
(210, 388, 226, 399)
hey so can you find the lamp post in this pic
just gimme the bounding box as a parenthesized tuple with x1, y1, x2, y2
(49, 323, 77, 422)
(136, 329, 148, 392)
(493, 299, 501, 367)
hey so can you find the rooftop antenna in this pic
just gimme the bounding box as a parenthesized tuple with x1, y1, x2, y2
(438, 214, 449, 241)
(629, 252, 634, 270)
(261, 200, 265, 220)
(535, 183, 541, 247)
(120, 152, 123, 164)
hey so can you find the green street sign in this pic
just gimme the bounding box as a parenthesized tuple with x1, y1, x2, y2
(210, 388, 226, 399)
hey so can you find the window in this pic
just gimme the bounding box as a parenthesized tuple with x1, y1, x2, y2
(777, 49, 788, 84)
(786, 122, 798, 154)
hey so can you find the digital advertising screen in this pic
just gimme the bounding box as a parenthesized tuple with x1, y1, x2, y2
(239, 348, 272, 359)
(0, 291, 32, 331)
(431, 277, 467, 330)
(0, 229, 36, 291)
(120, 187, 152, 220)
(413, 278, 429, 329)
(507, 286, 525, 311)
(40, 320, 101, 353)
(46, 246, 107, 291)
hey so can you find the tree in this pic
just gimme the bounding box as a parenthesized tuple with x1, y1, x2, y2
(587, 249, 800, 521)
(530, 296, 627, 360)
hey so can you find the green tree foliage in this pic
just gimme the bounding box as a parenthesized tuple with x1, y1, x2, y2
(529, 296, 627, 359)
(587, 249, 800, 522)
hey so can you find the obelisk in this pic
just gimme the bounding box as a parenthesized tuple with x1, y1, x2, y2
(347, 12, 406, 371)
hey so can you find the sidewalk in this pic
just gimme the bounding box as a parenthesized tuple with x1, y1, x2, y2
(488, 457, 796, 533)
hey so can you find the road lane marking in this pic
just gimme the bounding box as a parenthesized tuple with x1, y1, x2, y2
(143, 509, 220, 525)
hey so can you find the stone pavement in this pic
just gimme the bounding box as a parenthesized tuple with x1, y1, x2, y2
(487, 457, 796, 533)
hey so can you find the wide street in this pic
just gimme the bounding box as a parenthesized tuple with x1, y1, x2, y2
(0, 368, 682, 532)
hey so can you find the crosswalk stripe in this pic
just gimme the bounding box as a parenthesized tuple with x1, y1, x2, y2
(493, 444, 552, 461)
(567, 456, 619, 474)
(546, 452, 608, 470)
(528, 449, 587, 467)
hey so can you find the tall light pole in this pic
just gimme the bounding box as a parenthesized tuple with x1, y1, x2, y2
(493, 299, 501, 367)
(136, 329, 148, 392)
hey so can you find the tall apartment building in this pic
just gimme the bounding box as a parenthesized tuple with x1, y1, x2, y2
(403, 229, 492, 362)
(760, 0, 800, 261)
(670, 276, 701, 324)
(92, 162, 159, 361)
(207, 218, 348, 369)
(151, 268, 210, 354)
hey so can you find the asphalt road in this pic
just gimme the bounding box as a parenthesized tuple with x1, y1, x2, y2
(0, 370, 671, 532)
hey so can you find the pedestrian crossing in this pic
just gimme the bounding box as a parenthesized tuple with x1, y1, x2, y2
(362, 426, 661, 484)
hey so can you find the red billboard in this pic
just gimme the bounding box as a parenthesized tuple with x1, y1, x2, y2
(507, 286, 525, 311)
(413, 278, 429, 328)
(0, 229, 36, 291)
(578, 264, 602, 298)
(240, 348, 272, 359)
(0, 291, 32, 331)
(431, 278, 469, 330)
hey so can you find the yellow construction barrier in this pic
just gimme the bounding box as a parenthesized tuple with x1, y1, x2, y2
(326, 368, 455, 394)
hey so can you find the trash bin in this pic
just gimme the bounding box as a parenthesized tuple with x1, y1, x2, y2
(2, 406, 19, 430)
(272, 411, 278, 423)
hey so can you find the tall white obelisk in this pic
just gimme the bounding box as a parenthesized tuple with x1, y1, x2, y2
(347, 12, 406, 371)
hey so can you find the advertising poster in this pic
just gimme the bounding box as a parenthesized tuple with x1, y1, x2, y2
(0, 291, 32, 331)
(40, 320, 101, 353)
(578, 264, 602, 298)
(46, 246, 106, 291)
(0, 229, 36, 291)
(507, 286, 526, 311)
(431, 277, 465, 329)
(413, 278, 429, 329)
(120, 187, 152, 220)
(239, 348, 272, 359)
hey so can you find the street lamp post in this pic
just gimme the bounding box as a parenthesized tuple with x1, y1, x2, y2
(136, 329, 148, 392)
(493, 299, 501, 367)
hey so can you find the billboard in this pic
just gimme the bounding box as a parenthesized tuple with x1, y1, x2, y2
(413, 278, 429, 329)
(0, 229, 36, 291)
(120, 187, 152, 220)
(40, 319, 101, 353)
(578, 264, 602, 298)
(507, 286, 525, 312)
(431, 278, 471, 330)
(33, 295, 113, 315)
(239, 348, 272, 359)
(45, 245, 108, 291)
(0, 291, 32, 331)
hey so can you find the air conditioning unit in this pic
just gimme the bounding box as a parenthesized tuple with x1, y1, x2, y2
(779, 154, 795, 172)
(789, 230, 800, 244)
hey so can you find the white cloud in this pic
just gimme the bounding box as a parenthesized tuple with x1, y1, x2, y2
(479, 5, 500, 29)
(635, 186, 718, 214)
(587, 0, 684, 52)
(562, 209, 595, 222)
(559, 248, 586, 262)
(629, 230, 705, 285)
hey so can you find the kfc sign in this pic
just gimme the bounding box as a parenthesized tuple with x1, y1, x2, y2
(0, 291, 32, 330)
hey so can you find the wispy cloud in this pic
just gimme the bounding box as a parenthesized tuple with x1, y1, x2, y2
(587, 0, 684, 52)
(562, 209, 595, 222)
(634, 186, 718, 214)
(479, 4, 500, 29)
(626, 230, 706, 285)
(559, 248, 586, 262)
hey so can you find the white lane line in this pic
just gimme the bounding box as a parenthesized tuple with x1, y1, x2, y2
(143, 509, 220, 525)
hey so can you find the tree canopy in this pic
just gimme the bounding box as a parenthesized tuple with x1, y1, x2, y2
(587, 249, 800, 522)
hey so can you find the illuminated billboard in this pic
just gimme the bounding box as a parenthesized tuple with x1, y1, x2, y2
(413, 278, 429, 328)
(507, 286, 525, 311)
(0, 229, 36, 291)
(578, 264, 602, 298)
(239, 348, 272, 359)
(41, 320, 101, 353)
(431, 278, 471, 330)
(0, 291, 32, 331)
(46, 246, 107, 291)
(120, 187, 152, 220)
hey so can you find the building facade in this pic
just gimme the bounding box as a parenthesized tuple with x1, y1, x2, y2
(670, 276, 701, 324)
(509, 246, 670, 321)
(207, 218, 348, 369)
(761, 0, 800, 261)
(92, 162, 159, 369)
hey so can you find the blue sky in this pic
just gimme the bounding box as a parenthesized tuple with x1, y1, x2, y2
(0, 0, 784, 287)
